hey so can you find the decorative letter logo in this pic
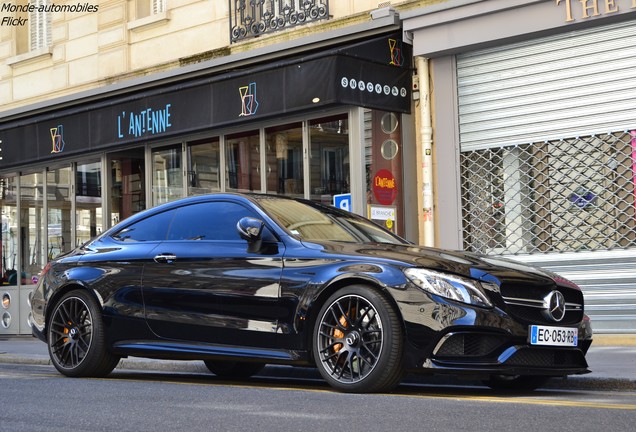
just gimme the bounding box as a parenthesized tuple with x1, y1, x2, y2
(50, 125, 65, 154)
(388, 38, 404, 67)
(239, 82, 259, 117)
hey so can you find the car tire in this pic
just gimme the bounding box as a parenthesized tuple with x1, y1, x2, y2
(313, 285, 404, 393)
(203, 360, 265, 378)
(484, 375, 551, 391)
(47, 290, 120, 377)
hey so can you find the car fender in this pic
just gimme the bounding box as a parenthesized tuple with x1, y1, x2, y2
(294, 262, 408, 351)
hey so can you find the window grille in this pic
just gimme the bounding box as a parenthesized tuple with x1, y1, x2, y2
(460, 131, 636, 255)
(229, 0, 329, 43)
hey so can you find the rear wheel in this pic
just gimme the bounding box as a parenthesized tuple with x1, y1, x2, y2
(47, 290, 120, 377)
(313, 285, 404, 393)
(484, 375, 550, 391)
(203, 360, 265, 379)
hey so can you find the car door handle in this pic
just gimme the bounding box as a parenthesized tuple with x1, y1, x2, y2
(154, 253, 177, 264)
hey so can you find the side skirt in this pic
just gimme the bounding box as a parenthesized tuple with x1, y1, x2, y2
(112, 340, 310, 365)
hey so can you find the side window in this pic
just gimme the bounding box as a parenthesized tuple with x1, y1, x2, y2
(112, 209, 175, 242)
(167, 201, 257, 241)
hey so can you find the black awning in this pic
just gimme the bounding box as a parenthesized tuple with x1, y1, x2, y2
(0, 33, 412, 168)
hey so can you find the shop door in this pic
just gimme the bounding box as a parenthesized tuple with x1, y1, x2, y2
(75, 161, 103, 246)
(108, 149, 146, 227)
(365, 110, 404, 236)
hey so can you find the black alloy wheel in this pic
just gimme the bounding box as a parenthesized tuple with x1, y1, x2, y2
(313, 285, 404, 393)
(47, 290, 120, 377)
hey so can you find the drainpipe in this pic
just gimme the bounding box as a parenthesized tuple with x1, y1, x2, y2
(416, 56, 435, 247)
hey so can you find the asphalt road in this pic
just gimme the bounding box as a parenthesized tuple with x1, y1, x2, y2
(2, 336, 636, 391)
(0, 362, 634, 432)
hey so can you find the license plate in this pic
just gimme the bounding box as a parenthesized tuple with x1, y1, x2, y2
(529, 325, 578, 347)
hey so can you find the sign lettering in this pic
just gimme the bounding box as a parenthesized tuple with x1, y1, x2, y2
(117, 103, 172, 139)
(372, 169, 398, 205)
(555, 0, 634, 22)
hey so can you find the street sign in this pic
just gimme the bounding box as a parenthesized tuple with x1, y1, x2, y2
(333, 193, 352, 212)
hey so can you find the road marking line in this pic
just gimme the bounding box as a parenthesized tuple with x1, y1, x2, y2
(87, 374, 636, 411)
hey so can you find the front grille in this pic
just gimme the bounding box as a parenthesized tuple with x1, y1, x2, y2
(499, 284, 584, 325)
(435, 333, 508, 358)
(505, 347, 587, 369)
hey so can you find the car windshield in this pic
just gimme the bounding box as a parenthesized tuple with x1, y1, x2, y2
(257, 197, 405, 244)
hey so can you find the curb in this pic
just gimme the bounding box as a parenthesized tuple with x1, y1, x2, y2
(590, 334, 636, 346)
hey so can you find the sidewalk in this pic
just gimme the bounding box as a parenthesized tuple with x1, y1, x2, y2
(2, 334, 635, 390)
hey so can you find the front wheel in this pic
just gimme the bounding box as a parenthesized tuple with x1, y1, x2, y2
(47, 290, 120, 377)
(313, 285, 404, 393)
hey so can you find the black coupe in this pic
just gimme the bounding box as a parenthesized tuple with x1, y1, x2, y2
(30, 193, 592, 392)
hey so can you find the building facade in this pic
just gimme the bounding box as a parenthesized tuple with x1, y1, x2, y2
(0, 0, 428, 334)
(2, 0, 635, 335)
(404, 0, 636, 333)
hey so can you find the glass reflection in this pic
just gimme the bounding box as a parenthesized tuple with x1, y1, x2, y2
(76, 161, 102, 246)
(47, 167, 72, 260)
(188, 138, 220, 195)
(226, 130, 261, 192)
(152, 146, 183, 206)
(1, 177, 18, 285)
(20, 172, 44, 286)
(265, 123, 303, 197)
(309, 114, 349, 205)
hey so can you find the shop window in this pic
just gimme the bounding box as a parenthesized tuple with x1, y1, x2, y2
(225, 130, 261, 193)
(46, 167, 72, 260)
(1, 177, 18, 285)
(109, 150, 146, 226)
(20, 172, 45, 286)
(152, 145, 183, 206)
(309, 115, 349, 205)
(460, 131, 636, 255)
(76, 161, 102, 246)
(364, 110, 403, 236)
(188, 138, 220, 196)
(265, 123, 303, 197)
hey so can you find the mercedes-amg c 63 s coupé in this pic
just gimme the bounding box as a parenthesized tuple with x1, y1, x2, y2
(30, 193, 593, 392)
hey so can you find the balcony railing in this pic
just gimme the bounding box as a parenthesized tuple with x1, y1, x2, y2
(229, 0, 329, 43)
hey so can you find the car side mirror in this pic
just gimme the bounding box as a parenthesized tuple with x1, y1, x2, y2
(237, 217, 279, 255)
(237, 217, 264, 242)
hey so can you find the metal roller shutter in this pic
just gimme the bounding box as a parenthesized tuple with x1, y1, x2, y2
(513, 251, 636, 335)
(457, 20, 636, 151)
(457, 20, 636, 333)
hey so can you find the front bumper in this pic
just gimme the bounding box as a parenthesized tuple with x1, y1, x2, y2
(408, 330, 592, 377)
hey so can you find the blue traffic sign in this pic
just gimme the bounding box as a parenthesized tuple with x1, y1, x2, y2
(333, 193, 352, 212)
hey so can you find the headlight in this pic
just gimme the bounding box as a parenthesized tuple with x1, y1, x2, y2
(404, 268, 493, 308)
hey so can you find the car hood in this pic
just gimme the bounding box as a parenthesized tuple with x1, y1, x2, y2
(307, 241, 572, 289)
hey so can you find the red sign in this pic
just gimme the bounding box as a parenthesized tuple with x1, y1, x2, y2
(372, 169, 397, 205)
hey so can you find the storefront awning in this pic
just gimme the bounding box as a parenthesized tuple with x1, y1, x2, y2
(0, 33, 412, 169)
